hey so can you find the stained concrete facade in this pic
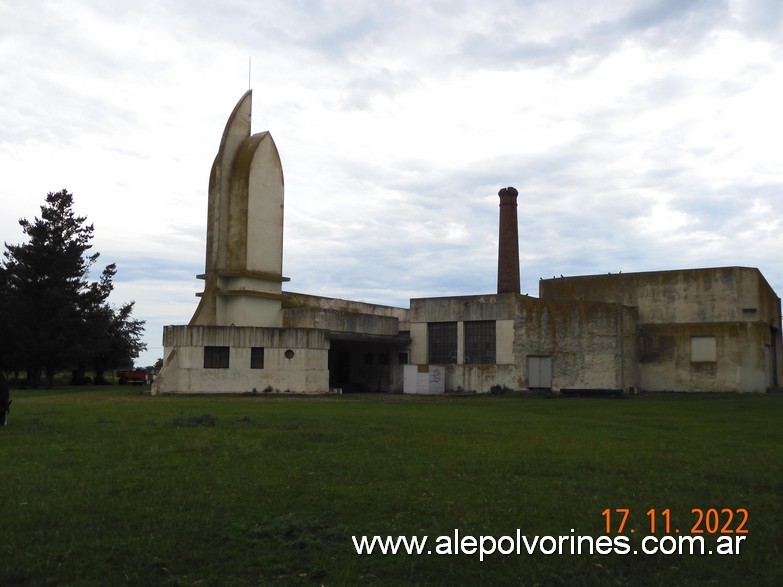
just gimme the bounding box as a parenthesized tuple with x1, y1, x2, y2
(409, 294, 638, 393)
(160, 325, 329, 393)
(153, 92, 782, 395)
(191, 90, 287, 329)
(540, 267, 782, 392)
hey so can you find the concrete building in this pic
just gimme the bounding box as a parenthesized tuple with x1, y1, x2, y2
(153, 91, 410, 395)
(541, 267, 781, 393)
(152, 92, 782, 395)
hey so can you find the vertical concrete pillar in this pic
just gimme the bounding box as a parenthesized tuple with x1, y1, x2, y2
(497, 186, 520, 294)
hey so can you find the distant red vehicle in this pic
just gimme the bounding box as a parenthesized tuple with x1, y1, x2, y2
(117, 369, 147, 385)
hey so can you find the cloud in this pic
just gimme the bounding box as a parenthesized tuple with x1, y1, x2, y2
(2, 0, 783, 368)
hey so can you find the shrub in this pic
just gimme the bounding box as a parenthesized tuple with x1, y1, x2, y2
(489, 384, 514, 395)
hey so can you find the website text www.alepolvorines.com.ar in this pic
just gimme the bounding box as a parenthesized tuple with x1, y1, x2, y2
(352, 529, 747, 561)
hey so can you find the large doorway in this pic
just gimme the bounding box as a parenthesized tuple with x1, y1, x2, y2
(331, 349, 351, 386)
(328, 334, 410, 393)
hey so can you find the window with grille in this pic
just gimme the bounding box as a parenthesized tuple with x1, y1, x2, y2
(428, 322, 457, 364)
(464, 320, 496, 364)
(204, 346, 230, 369)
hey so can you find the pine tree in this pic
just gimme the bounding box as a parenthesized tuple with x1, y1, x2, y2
(87, 300, 146, 384)
(1, 189, 145, 386)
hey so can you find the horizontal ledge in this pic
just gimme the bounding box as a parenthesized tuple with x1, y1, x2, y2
(215, 289, 286, 300)
(327, 331, 411, 345)
(197, 270, 290, 283)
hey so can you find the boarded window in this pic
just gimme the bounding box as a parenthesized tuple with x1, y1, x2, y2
(428, 322, 457, 364)
(204, 346, 229, 369)
(690, 336, 716, 362)
(640, 335, 675, 363)
(250, 347, 265, 369)
(464, 320, 496, 364)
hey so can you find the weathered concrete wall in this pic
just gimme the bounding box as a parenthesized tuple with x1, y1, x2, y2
(542, 267, 783, 391)
(205, 90, 252, 277)
(514, 297, 637, 391)
(540, 267, 774, 325)
(443, 364, 517, 393)
(152, 325, 329, 394)
(622, 305, 640, 391)
(409, 293, 637, 392)
(283, 307, 400, 336)
(162, 325, 327, 349)
(410, 293, 518, 323)
(408, 294, 517, 364)
(408, 294, 521, 391)
(217, 285, 283, 328)
(244, 132, 284, 275)
(639, 322, 773, 392)
(284, 292, 409, 322)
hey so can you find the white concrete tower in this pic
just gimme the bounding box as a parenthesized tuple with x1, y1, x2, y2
(190, 90, 287, 327)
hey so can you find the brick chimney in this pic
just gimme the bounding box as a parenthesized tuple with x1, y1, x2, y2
(497, 186, 520, 294)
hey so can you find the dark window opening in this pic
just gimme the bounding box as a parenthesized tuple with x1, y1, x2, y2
(251, 347, 265, 369)
(640, 335, 675, 363)
(204, 346, 229, 369)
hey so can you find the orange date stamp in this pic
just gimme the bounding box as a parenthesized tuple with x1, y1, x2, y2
(602, 507, 749, 535)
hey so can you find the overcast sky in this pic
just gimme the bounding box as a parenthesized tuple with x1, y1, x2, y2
(2, 0, 782, 367)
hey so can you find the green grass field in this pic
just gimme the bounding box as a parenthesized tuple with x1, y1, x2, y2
(1, 388, 781, 586)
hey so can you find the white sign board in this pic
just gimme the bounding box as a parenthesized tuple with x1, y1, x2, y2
(403, 365, 446, 394)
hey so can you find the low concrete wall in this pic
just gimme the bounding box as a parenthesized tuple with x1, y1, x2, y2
(443, 364, 517, 393)
(153, 325, 329, 394)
